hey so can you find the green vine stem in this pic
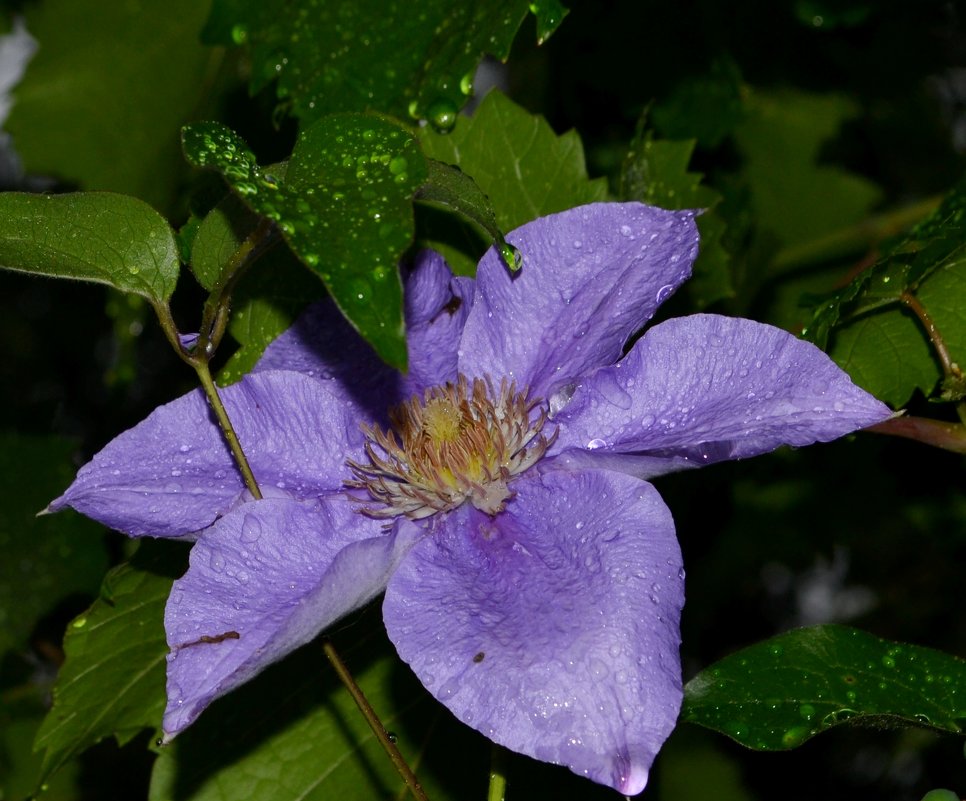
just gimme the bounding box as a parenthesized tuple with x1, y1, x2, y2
(772, 195, 941, 270)
(322, 639, 431, 801)
(193, 360, 263, 499)
(487, 744, 508, 801)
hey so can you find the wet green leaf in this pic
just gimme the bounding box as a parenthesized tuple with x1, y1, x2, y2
(147, 617, 485, 801)
(682, 625, 966, 750)
(419, 91, 607, 273)
(0, 432, 107, 657)
(203, 0, 565, 126)
(183, 116, 427, 369)
(6, 0, 215, 210)
(416, 159, 516, 269)
(0, 192, 181, 304)
(804, 181, 966, 406)
(620, 128, 732, 308)
(34, 542, 183, 784)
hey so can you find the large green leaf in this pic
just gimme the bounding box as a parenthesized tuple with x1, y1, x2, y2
(0, 432, 107, 657)
(682, 625, 966, 750)
(6, 0, 217, 210)
(183, 116, 428, 369)
(33, 542, 183, 784)
(0, 192, 181, 303)
(202, 0, 568, 125)
(418, 91, 608, 274)
(733, 90, 882, 249)
(147, 618, 486, 801)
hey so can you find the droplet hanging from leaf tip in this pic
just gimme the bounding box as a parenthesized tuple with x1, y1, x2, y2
(426, 98, 458, 133)
(499, 242, 523, 272)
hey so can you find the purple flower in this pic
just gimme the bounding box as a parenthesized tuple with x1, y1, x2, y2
(51, 203, 890, 794)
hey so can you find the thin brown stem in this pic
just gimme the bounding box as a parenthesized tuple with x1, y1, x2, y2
(866, 415, 966, 454)
(900, 291, 962, 383)
(322, 639, 430, 801)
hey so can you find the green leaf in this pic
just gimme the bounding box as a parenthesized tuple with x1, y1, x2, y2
(682, 625, 966, 750)
(733, 90, 882, 249)
(651, 59, 745, 150)
(416, 159, 517, 268)
(620, 128, 732, 308)
(184, 116, 428, 370)
(0, 432, 108, 657)
(147, 618, 485, 801)
(203, 1, 566, 125)
(420, 90, 608, 233)
(6, 0, 216, 210)
(34, 542, 183, 784)
(218, 246, 325, 384)
(0, 192, 181, 303)
(804, 181, 966, 406)
(189, 194, 262, 292)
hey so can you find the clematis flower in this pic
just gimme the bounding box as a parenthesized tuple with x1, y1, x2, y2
(50, 202, 891, 794)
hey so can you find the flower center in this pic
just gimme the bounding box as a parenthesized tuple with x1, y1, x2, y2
(348, 375, 556, 519)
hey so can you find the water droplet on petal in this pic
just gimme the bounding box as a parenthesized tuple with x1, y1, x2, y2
(241, 514, 262, 543)
(656, 284, 675, 304)
(209, 551, 226, 573)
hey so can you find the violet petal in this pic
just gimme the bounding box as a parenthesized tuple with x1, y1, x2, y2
(383, 468, 683, 795)
(163, 497, 420, 736)
(402, 250, 474, 393)
(254, 250, 473, 415)
(457, 203, 698, 399)
(49, 371, 366, 538)
(551, 313, 893, 475)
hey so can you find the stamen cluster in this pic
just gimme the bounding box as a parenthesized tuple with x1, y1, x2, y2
(348, 375, 555, 519)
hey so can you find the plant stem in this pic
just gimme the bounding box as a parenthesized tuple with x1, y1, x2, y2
(772, 195, 941, 270)
(866, 415, 966, 453)
(487, 744, 508, 801)
(900, 291, 962, 384)
(193, 361, 263, 499)
(322, 639, 430, 801)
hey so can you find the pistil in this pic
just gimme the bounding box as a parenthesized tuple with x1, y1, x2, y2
(347, 375, 556, 519)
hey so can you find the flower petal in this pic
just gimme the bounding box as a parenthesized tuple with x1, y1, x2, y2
(162, 497, 419, 737)
(403, 250, 474, 392)
(254, 251, 472, 414)
(383, 468, 684, 795)
(551, 314, 893, 476)
(49, 371, 365, 538)
(457, 203, 699, 399)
